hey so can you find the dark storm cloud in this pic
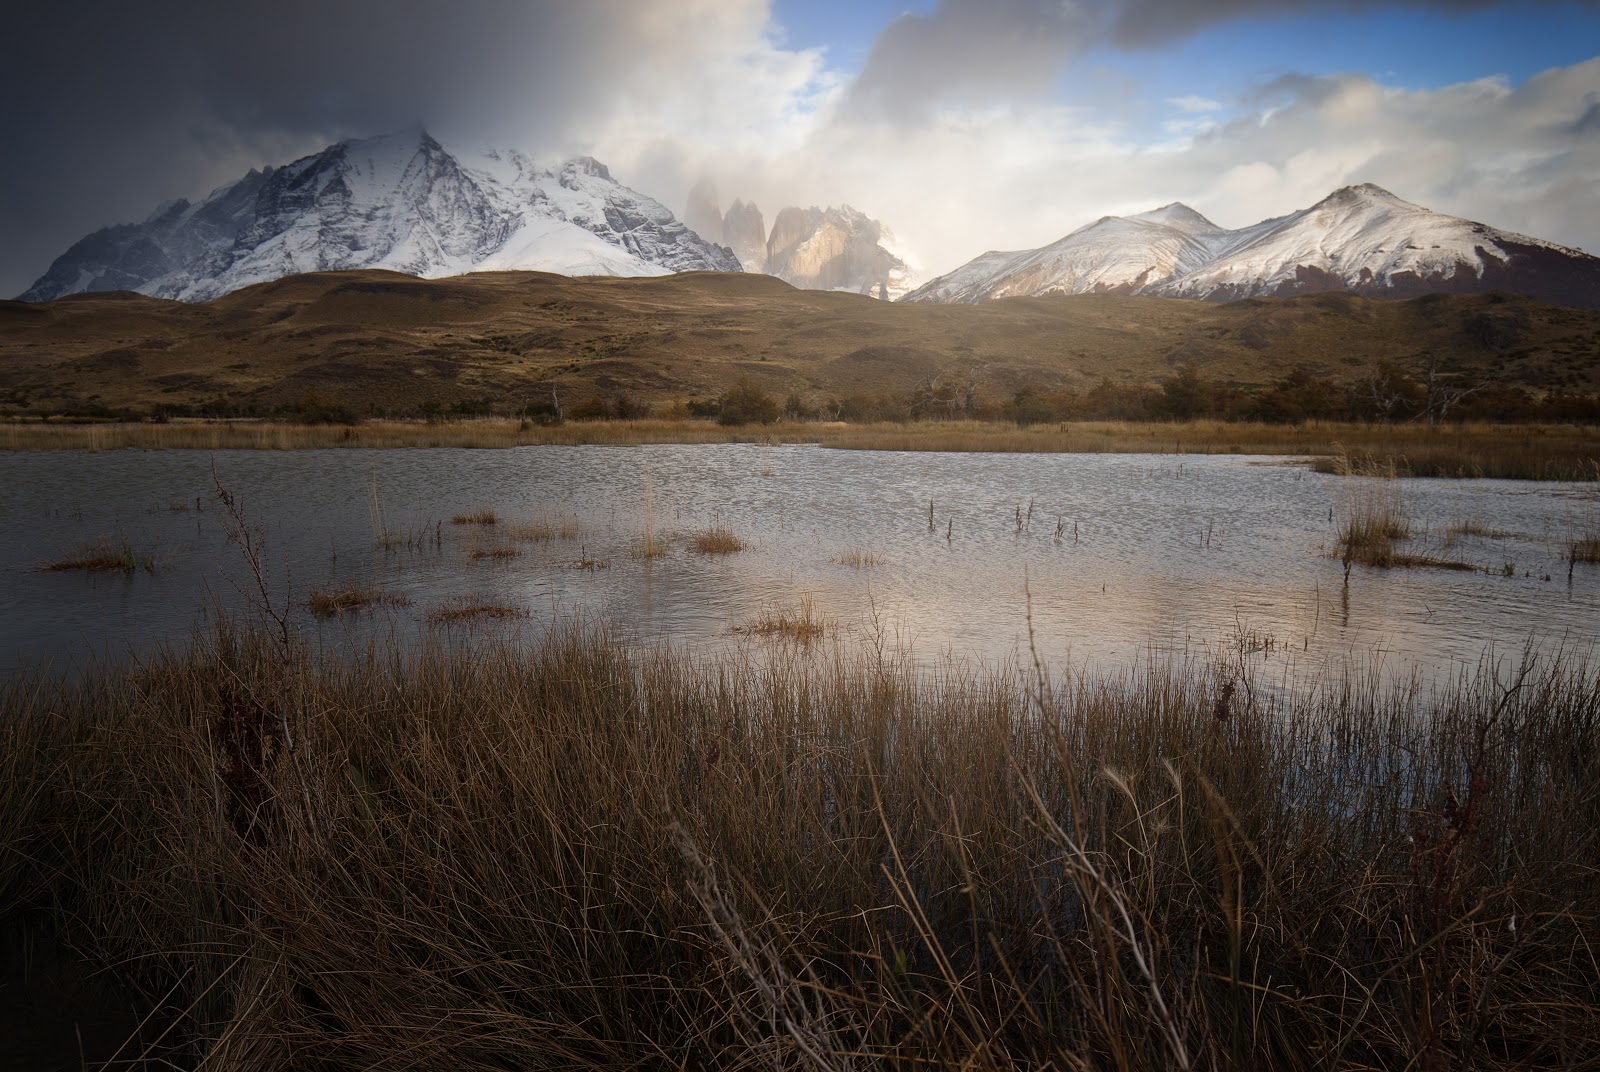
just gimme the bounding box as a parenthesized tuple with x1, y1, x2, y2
(838, 0, 1094, 121)
(1108, 0, 1598, 46)
(0, 0, 648, 297)
(841, 0, 1600, 121)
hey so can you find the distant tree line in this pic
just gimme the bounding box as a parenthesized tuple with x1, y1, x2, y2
(677, 365, 1600, 427)
(12, 363, 1598, 427)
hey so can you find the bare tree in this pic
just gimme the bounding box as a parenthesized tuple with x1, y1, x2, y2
(1416, 350, 1486, 425)
(912, 363, 986, 418)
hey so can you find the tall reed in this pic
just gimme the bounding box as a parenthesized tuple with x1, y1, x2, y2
(3, 621, 1597, 1070)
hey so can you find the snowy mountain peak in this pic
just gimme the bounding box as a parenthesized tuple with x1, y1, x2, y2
(20, 131, 740, 301)
(1131, 203, 1223, 235)
(561, 156, 613, 183)
(905, 186, 1600, 308)
(1324, 182, 1406, 205)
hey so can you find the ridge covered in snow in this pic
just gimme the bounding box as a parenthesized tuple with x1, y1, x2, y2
(21, 129, 740, 302)
(904, 185, 1600, 308)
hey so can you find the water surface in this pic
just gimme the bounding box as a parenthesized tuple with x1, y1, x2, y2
(2, 444, 1594, 684)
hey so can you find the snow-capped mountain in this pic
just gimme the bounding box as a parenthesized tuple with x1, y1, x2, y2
(21, 129, 740, 302)
(904, 203, 1225, 303)
(904, 185, 1600, 308)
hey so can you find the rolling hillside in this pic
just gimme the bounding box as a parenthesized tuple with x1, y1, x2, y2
(3, 268, 1598, 418)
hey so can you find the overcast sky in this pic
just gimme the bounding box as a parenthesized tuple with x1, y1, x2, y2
(3, 0, 1598, 297)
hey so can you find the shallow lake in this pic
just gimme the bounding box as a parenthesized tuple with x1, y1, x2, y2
(2, 444, 1595, 685)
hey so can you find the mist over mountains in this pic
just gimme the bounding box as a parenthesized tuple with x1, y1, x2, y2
(683, 178, 912, 299)
(18, 129, 1600, 311)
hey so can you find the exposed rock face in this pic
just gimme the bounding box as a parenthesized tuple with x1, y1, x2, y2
(22, 129, 740, 302)
(905, 184, 1600, 309)
(765, 204, 908, 298)
(683, 177, 724, 246)
(721, 199, 767, 273)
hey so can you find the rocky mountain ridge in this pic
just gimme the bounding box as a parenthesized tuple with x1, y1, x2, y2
(683, 182, 910, 298)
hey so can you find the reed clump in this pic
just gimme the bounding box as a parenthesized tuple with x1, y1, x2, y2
(1336, 463, 1473, 571)
(833, 549, 884, 568)
(740, 595, 827, 641)
(1337, 466, 1410, 568)
(450, 509, 498, 526)
(689, 526, 745, 555)
(1571, 523, 1600, 565)
(507, 511, 582, 541)
(425, 599, 528, 623)
(467, 545, 521, 561)
(3, 622, 1598, 1071)
(305, 584, 412, 615)
(1447, 519, 1511, 539)
(38, 536, 156, 574)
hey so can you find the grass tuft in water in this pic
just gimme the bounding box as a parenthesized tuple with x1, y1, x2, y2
(306, 585, 412, 615)
(689, 526, 745, 555)
(739, 595, 827, 641)
(508, 512, 582, 541)
(426, 599, 528, 623)
(467, 546, 521, 561)
(39, 537, 156, 574)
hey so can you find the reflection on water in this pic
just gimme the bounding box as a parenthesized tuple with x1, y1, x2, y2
(1, 444, 1595, 684)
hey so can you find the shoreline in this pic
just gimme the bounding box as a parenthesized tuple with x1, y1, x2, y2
(2, 416, 1597, 479)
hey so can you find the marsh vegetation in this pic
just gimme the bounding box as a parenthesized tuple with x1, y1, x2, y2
(2, 619, 1597, 1070)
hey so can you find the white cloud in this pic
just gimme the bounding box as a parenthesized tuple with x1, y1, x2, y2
(592, 40, 1600, 281)
(1168, 94, 1223, 113)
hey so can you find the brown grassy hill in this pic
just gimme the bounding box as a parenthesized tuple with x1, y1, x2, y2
(2, 269, 1597, 417)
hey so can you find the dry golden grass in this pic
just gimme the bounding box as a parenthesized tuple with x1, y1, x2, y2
(833, 549, 884, 568)
(3, 619, 1598, 1071)
(0, 418, 828, 452)
(450, 509, 498, 526)
(689, 526, 745, 555)
(305, 584, 412, 615)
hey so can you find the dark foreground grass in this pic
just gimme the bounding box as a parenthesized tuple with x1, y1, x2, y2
(2, 623, 1598, 1071)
